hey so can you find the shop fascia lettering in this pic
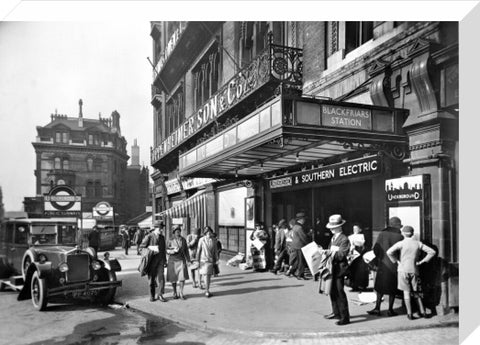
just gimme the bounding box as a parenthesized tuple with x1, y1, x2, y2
(154, 70, 256, 159)
(269, 156, 381, 189)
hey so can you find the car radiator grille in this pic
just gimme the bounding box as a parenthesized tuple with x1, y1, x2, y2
(66, 253, 90, 282)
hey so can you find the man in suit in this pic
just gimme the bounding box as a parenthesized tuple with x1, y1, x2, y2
(323, 214, 351, 325)
(288, 212, 311, 280)
(140, 222, 167, 302)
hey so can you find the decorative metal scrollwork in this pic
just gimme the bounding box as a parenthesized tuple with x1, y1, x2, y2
(270, 43, 303, 85)
(340, 141, 408, 161)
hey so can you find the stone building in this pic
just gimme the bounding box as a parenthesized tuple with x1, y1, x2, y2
(30, 99, 129, 223)
(149, 22, 458, 311)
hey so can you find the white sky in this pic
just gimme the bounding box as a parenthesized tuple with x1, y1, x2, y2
(0, 21, 153, 210)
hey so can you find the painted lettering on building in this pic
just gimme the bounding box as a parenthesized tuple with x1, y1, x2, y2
(322, 104, 372, 130)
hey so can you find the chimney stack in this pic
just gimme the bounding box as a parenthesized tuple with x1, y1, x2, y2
(131, 139, 140, 167)
(111, 110, 121, 135)
(78, 99, 84, 128)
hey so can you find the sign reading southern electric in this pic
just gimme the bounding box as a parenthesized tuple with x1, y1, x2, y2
(322, 104, 372, 130)
(269, 156, 381, 189)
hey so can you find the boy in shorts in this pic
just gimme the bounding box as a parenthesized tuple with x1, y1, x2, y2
(386, 225, 435, 320)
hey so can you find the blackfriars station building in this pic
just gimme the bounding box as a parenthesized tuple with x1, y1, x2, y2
(149, 22, 458, 311)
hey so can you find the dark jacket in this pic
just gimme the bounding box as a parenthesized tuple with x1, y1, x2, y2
(138, 248, 155, 276)
(274, 227, 287, 254)
(291, 222, 310, 249)
(329, 232, 350, 278)
(373, 226, 403, 294)
(88, 230, 100, 247)
(140, 231, 167, 263)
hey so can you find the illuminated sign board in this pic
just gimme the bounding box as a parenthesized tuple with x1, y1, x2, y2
(322, 104, 372, 130)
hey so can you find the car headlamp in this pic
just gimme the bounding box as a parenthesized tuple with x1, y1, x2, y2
(38, 254, 48, 264)
(59, 263, 69, 272)
(92, 261, 102, 270)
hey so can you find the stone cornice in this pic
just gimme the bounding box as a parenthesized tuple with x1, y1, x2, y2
(33, 143, 129, 160)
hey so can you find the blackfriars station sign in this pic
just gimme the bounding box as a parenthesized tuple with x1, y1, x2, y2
(268, 155, 382, 190)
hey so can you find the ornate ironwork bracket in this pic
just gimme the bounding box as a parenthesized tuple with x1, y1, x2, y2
(340, 140, 408, 161)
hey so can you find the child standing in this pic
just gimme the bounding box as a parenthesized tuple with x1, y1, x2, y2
(386, 225, 436, 320)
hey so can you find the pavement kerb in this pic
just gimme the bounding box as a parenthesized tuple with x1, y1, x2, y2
(114, 298, 458, 339)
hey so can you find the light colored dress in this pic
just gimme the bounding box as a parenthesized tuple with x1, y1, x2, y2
(196, 236, 218, 275)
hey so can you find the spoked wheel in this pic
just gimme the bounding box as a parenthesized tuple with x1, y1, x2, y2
(31, 271, 48, 311)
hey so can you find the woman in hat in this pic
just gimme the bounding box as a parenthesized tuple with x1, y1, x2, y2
(250, 222, 269, 272)
(186, 227, 201, 288)
(196, 226, 218, 297)
(166, 226, 191, 300)
(347, 223, 369, 291)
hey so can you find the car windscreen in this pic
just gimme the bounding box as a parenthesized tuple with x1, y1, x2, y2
(31, 234, 56, 245)
(59, 225, 76, 244)
(31, 225, 56, 234)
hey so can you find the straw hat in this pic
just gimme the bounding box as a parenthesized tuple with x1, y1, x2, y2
(326, 214, 346, 229)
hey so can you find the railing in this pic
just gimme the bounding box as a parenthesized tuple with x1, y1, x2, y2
(151, 37, 303, 165)
(179, 98, 282, 171)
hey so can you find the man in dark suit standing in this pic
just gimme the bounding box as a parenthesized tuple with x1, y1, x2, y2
(288, 212, 311, 280)
(323, 214, 351, 325)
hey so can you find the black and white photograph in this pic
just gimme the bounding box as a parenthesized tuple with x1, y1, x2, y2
(0, 1, 476, 344)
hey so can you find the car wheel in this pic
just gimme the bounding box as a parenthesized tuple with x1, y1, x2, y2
(22, 256, 32, 280)
(96, 271, 117, 306)
(31, 271, 48, 311)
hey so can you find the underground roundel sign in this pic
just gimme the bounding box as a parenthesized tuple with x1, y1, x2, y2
(44, 185, 82, 216)
(93, 201, 113, 220)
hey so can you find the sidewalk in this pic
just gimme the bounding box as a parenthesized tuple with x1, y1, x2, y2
(109, 248, 458, 338)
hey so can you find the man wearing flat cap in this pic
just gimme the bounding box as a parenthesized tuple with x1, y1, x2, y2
(367, 216, 404, 317)
(287, 212, 311, 280)
(323, 214, 351, 325)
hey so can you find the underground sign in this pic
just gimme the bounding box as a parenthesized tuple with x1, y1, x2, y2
(44, 185, 81, 216)
(93, 201, 113, 219)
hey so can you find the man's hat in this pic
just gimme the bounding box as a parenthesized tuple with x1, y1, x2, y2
(388, 217, 402, 228)
(401, 225, 414, 235)
(295, 212, 306, 219)
(326, 214, 346, 229)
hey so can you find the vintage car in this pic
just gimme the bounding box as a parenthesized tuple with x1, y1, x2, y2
(1, 218, 122, 311)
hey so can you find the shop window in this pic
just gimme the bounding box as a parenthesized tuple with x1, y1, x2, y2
(345, 22, 373, 54)
(54, 157, 61, 170)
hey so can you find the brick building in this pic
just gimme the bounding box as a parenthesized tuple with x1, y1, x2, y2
(149, 22, 458, 311)
(29, 99, 129, 223)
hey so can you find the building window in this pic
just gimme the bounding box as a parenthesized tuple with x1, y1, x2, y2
(165, 86, 185, 136)
(238, 22, 268, 68)
(87, 158, 93, 171)
(63, 159, 69, 170)
(345, 21, 373, 54)
(94, 159, 102, 172)
(62, 132, 68, 143)
(86, 181, 94, 198)
(54, 157, 61, 170)
(88, 134, 94, 145)
(192, 45, 220, 110)
(95, 180, 102, 197)
(55, 132, 61, 143)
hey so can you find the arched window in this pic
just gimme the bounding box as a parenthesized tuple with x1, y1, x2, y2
(87, 158, 93, 171)
(95, 180, 102, 197)
(63, 158, 69, 170)
(86, 181, 94, 198)
(54, 157, 61, 169)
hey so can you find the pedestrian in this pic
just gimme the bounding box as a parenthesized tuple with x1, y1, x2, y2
(88, 225, 100, 256)
(133, 227, 145, 255)
(284, 218, 296, 276)
(186, 227, 201, 288)
(270, 219, 289, 274)
(250, 222, 269, 272)
(286, 212, 311, 280)
(196, 226, 218, 298)
(323, 214, 350, 326)
(120, 225, 130, 255)
(386, 225, 436, 320)
(139, 222, 167, 302)
(367, 217, 404, 317)
(166, 226, 191, 300)
(347, 223, 369, 291)
(212, 232, 222, 277)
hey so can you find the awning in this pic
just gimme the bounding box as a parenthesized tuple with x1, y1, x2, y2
(138, 215, 153, 229)
(156, 190, 207, 225)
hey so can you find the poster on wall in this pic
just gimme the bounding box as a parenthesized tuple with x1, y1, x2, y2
(217, 187, 247, 226)
(388, 205, 421, 240)
(245, 196, 255, 230)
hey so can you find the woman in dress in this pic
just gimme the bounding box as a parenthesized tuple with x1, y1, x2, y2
(186, 227, 201, 288)
(196, 226, 218, 297)
(166, 226, 190, 300)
